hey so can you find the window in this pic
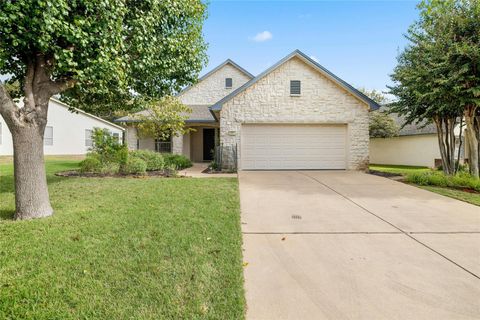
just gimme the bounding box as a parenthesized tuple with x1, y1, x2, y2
(85, 129, 93, 147)
(290, 80, 301, 95)
(155, 136, 172, 153)
(225, 78, 233, 89)
(113, 132, 120, 142)
(44, 126, 53, 145)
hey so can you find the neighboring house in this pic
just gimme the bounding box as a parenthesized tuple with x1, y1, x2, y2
(370, 112, 464, 167)
(116, 49, 380, 170)
(0, 98, 124, 156)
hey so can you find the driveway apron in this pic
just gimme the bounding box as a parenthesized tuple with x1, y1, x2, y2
(239, 171, 480, 320)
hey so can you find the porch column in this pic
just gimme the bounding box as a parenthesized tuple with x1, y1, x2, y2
(171, 134, 183, 155)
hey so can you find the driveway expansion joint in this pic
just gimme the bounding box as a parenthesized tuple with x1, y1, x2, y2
(297, 171, 480, 280)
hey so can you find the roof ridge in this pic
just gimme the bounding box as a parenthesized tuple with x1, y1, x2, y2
(210, 49, 380, 112)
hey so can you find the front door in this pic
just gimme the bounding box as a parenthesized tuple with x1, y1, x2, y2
(203, 128, 215, 161)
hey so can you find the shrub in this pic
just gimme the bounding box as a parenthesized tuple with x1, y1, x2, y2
(406, 171, 480, 191)
(79, 155, 102, 173)
(99, 162, 120, 175)
(162, 153, 192, 170)
(90, 128, 128, 165)
(121, 157, 147, 175)
(130, 150, 164, 171)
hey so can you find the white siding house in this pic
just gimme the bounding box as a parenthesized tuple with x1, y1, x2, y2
(0, 98, 124, 156)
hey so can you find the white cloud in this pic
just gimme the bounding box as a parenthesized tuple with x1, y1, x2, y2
(250, 31, 273, 42)
(310, 55, 319, 62)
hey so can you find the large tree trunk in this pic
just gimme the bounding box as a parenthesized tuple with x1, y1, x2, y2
(0, 55, 73, 220)
(465, 105, 479, 178)
(11, 124, 53, 219)
(434, 116, 457, 175)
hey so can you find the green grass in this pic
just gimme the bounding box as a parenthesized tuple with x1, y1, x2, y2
(420, 186, 480, 206)
(369, 164, 479, 207)
(369, 164, 431, 175)
(0, 159, 245, 319)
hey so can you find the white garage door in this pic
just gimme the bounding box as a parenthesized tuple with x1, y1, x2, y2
(241, 124, 347, 170)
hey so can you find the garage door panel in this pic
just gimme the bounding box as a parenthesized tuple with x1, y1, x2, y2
(241, 124, 347, 170)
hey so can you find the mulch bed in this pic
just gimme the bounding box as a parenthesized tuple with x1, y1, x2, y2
(201, 168, 236, 174)
(368, 169, 404, 179)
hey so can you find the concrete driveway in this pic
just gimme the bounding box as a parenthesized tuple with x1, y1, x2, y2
(239, 171, 480, 320)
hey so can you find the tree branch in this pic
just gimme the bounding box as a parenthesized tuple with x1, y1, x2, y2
(0, 84, 22, 128)
(23, 59, 35, 112)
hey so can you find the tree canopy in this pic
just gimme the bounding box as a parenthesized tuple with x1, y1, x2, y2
(0, 0, 208, 219)
(0, 0, 208, 116)
(388, 0, 480, 175)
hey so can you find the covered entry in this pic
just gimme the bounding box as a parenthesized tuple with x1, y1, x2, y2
(240, 124, 347, 170)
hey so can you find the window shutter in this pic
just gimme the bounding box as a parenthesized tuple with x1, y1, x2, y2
(290, 80, 301, 95)
(225, 78, 233, 88)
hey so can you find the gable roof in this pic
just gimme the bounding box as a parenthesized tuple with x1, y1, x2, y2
(49, 98, 124, 131)
(210, 49, 381, 112)
(176, 59, 254, 97)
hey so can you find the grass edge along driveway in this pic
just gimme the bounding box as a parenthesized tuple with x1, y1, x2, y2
(0, 159, 245, 319)
(369, 164, 480, 206)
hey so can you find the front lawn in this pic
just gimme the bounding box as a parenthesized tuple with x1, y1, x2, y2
(0, 159, 245, 319)
(369, 164, 480, 206)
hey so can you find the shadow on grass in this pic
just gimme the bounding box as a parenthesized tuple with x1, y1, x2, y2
(1, 161, 80, 194)
(0, 174, 70, 194)
(0, 209, 15, 221)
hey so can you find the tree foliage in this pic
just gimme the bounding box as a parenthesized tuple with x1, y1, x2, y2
(358, 88, 390, 105)
(389, 0, 480, 176)
(0, 0, 208, 116)
(134, 96, 193, 140)
(0, 0, 208, 219)
(369, 112, 399, 138)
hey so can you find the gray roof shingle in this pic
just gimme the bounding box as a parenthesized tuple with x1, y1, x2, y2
(115, 104, 215, 123)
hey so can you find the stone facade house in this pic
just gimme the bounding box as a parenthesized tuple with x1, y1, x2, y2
(116, 50, 380, 170)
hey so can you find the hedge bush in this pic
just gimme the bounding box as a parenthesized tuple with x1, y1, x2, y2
(121, 157, 147, 175)
(162, 153, 192, 170)
(79, 155, 102, 173)
(406, 171, 480, 191)
(130, 150, 164, 171)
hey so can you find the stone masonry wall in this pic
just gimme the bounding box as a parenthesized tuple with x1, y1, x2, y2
(219, 56, 370, 170)
(178, 63, 251, 105)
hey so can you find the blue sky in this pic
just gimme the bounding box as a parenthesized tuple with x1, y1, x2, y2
(203, 0, 419, 91)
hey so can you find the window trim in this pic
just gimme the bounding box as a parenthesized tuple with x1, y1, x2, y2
(290, 80, 301, 96)
(225, 77, 233, 89)
(85, 129, 93, 147)
(155, 136, 172, 153)
(44, 126, 53, 146)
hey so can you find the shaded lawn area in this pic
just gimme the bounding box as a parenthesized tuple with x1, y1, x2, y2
(369, 164, 480, 207)
(0, 160, 245, 319)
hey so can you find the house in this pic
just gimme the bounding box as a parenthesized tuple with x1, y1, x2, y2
(0, 98, 124, 156)
(370, 112, 464, 167)
(116, 50, 380, 170)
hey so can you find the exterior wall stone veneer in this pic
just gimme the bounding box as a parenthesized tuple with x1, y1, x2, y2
(219, 57, 370, 170)
(178, 63, 251, 105)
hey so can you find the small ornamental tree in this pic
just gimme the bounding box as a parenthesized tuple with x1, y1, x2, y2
(0, 0, 207, 219)
(389, 0, 479, 176)
(369, 112, 399, 138)
(133, 96, 193, 141)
